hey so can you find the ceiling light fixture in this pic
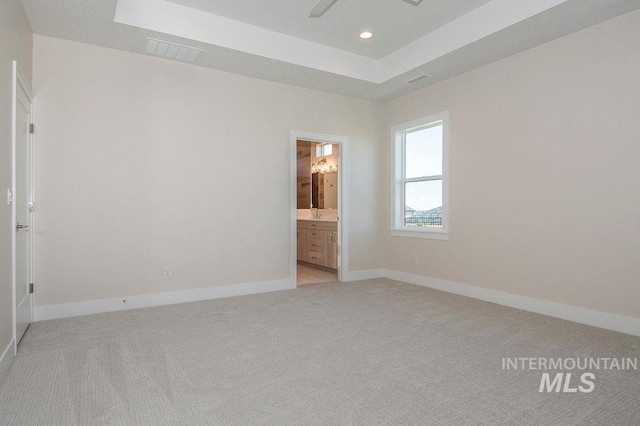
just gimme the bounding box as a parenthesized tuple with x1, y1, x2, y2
(360, 31, 373, 39)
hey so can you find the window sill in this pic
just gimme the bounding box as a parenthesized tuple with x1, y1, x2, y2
(390, 228, 449, 240)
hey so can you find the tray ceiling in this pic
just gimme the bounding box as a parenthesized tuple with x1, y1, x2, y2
(21, 0, 640, 101)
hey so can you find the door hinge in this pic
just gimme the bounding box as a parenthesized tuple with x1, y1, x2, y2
(29, 283, 34, 294)
(29, 123, 35, 134)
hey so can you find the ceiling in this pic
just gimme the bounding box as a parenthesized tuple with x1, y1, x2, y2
(164, 0, 493, 59)
(21, 0, 640, 102)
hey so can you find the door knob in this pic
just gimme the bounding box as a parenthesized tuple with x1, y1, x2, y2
(15, 222, 29, 230)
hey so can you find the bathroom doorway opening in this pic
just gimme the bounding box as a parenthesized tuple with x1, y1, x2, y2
(290, 131, 348, 287)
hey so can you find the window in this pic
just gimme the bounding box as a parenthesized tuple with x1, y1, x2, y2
(316, 143, 332, 157)
(391, 112, 449, 239)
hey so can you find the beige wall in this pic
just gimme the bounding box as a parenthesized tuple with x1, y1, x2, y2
(0, 0, 32, 354)
(381, 10, 640, 319)
(33, 36, 382, 306)
(27, 9, 640, 322)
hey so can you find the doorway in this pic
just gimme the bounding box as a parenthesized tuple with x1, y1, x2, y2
(290, 130, 349, 287)
(12, 61, 34, 347)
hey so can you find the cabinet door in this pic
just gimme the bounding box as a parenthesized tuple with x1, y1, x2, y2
(297, 228, 308, 262)
(325, 231, 338, 269)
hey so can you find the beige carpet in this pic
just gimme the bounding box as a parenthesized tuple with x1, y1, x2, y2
(1, 279, 639, 425)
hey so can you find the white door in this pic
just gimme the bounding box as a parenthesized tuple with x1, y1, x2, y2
(14, 63, 33, 345)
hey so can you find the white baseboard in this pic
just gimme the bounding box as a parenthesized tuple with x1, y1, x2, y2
(33, 269, 640, 337)
(378, 269, 640, 337)
(35, 278, 295, 321)
(344, 269, 386, 282)
(0, 338, 16, 384)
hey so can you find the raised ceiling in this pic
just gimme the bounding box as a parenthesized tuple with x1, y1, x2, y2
(21, 0, 640, 101)
(164, 0, 494, 59)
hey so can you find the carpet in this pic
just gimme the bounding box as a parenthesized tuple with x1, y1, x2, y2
(1, 279, 639, 425)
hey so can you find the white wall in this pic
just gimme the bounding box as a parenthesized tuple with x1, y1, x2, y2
(0, 0, 32, 361)
(380, 10, 640, 319)
(33, 36, 382, 307)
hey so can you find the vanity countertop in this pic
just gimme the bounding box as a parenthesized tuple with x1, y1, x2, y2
(297, 218, 338, 223)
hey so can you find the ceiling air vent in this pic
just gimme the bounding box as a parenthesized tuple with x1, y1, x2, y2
(145, 38, 202, 63)
(408, 74, 431, 84)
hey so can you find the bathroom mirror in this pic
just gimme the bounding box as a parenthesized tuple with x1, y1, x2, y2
(312, 172, 338, 209)
(297, 140, 339, 209)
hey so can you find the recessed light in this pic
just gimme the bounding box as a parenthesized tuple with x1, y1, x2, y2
(360, 31, 372, 39)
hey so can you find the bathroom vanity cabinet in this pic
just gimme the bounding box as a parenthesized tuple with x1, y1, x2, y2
(297, 220, 338, 270)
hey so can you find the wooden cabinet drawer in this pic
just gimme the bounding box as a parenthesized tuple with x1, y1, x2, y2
(323, 222, 338, 232)
(298, 220, 337, 231)
(308, 237, 322, 250)
(308, 230, 323, 238)
(308, 251, 323, 264)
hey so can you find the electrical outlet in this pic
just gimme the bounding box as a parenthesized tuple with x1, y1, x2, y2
(412, 254, 419, 265)
(164, 267, 172, 279)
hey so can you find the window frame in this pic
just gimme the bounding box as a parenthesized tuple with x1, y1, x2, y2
(316, 143, 332, 157)
(391, 111, 449, 240)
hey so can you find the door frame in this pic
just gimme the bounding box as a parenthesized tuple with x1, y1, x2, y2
(12, 61, 34, 353)
(290, 130, 349, 285)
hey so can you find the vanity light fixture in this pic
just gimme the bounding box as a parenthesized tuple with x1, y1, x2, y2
(360, 31, 373, 39)
(312, 158, 338, 174)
